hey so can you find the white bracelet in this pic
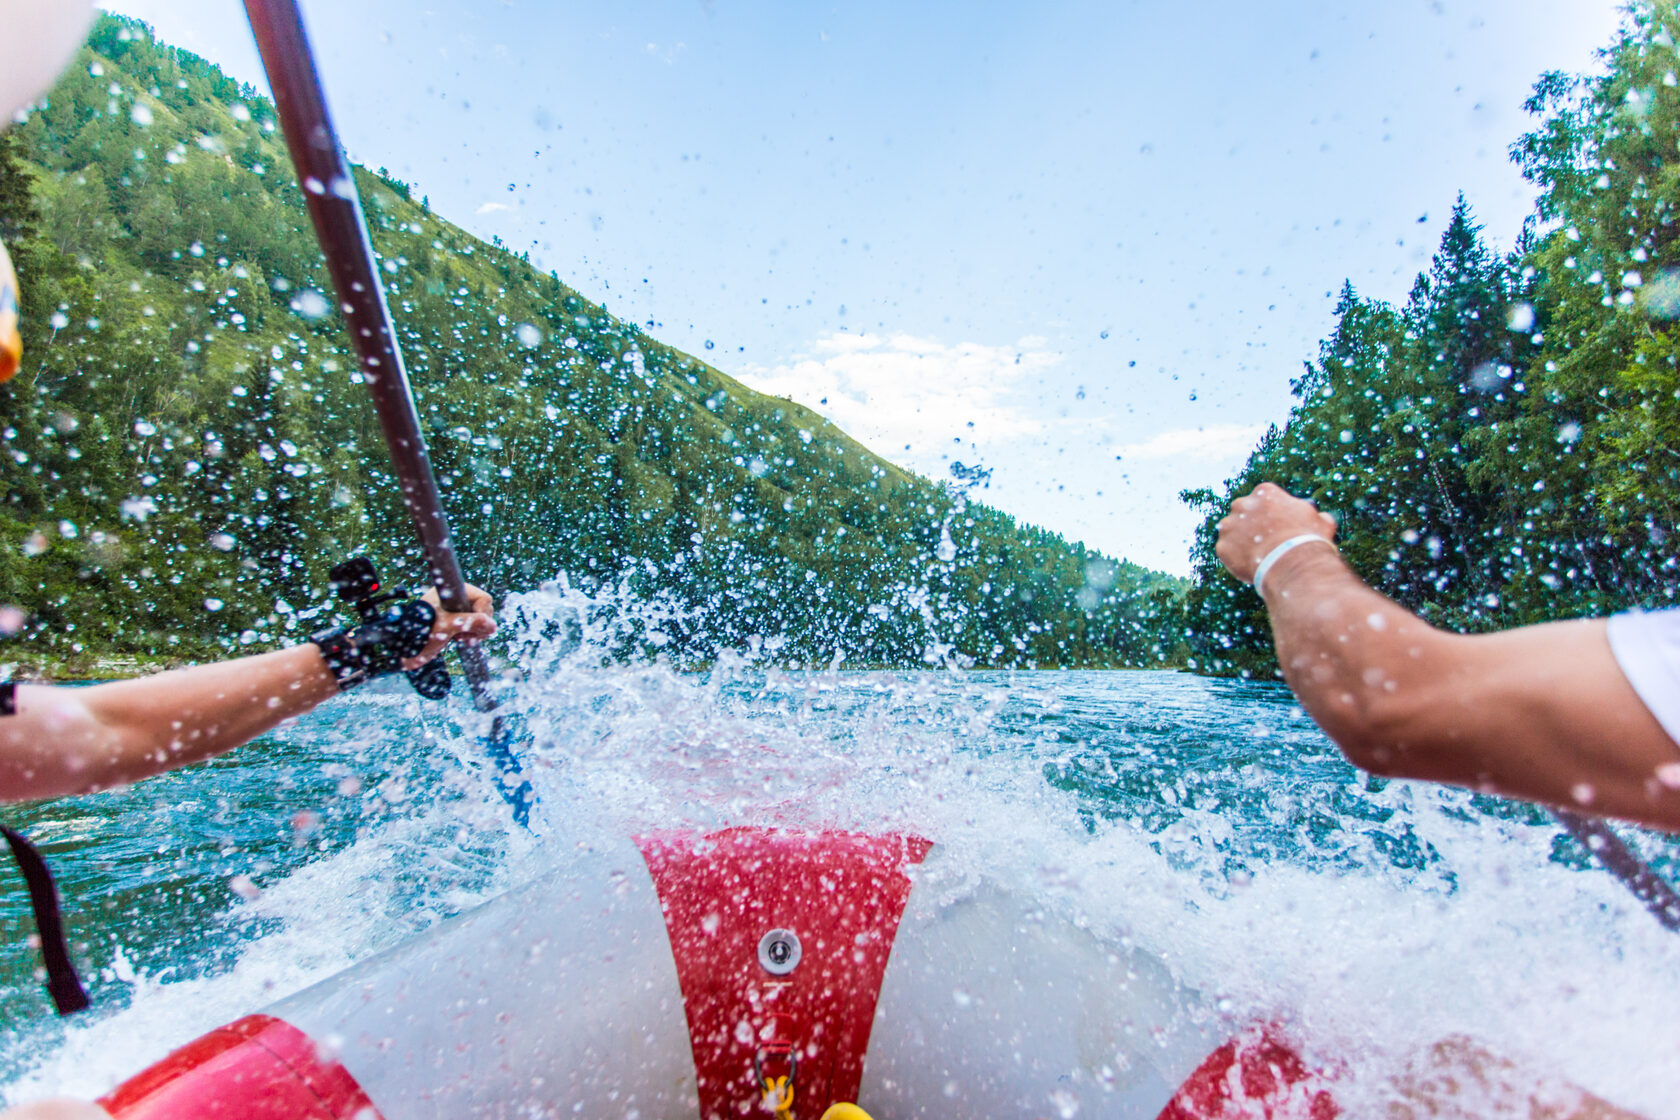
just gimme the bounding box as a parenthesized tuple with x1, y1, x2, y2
(1252, 534, 1337, 598)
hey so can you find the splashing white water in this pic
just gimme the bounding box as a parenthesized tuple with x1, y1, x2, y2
(3, 582, 1678, 1114)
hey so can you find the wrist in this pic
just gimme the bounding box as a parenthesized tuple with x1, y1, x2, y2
(309, 599, 437, 692)
(1252, 533, 1338, 599)
(310, 627, 370, 691)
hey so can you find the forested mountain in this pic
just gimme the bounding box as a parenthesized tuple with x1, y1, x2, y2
(1182, 1, 1680, 677)
(0, 14, 1183, 674)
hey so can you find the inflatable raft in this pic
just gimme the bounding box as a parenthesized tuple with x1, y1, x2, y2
(85, 827, 1337, 1119)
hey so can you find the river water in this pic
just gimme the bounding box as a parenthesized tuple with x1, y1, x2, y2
(0, 585, 1678, 1115)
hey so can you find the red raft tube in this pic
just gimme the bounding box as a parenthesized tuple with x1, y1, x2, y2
(65, 828, 1334, 1119)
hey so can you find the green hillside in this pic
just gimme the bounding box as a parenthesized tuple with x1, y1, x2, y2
(1180, 2, 1680, 677)
(0, 14, 1183, 674)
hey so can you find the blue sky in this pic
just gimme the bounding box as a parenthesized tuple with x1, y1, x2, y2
(106, 0, 1624, 574)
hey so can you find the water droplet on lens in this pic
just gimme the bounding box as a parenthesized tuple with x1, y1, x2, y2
(291, 290, 330, 320)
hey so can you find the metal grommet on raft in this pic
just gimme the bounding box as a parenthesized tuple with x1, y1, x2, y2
(757, 928, 802, 975)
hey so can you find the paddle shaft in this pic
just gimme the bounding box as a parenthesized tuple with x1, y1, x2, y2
(1553, 807, 1680, 933)
(243, 0, 495, 712)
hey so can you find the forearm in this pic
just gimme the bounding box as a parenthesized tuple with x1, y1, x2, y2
(1260, 545, 1449, 768)
(2, 645, 338, 800)
(1261, 549, 1680, 824)
(79, 643, 340, 764)
(0, 583, 495, 804)
(1218, 482, 1680, 828)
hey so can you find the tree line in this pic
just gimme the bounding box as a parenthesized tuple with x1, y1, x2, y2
(0, 14, 1185, 674)
(1182, 1, 1680, 676)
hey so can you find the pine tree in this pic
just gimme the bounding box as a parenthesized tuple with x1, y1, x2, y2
(0, 134, 39, 244)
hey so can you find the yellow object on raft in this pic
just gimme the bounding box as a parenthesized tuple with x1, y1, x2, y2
(819, 1107, 875, 1120)
(0, 239, 19, 383)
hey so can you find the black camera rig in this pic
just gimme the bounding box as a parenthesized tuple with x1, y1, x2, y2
(311, 557, 452, 700)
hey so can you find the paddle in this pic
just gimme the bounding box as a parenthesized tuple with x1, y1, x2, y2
(243, 0, 532, 825)
(1553, 808, 1680, 933)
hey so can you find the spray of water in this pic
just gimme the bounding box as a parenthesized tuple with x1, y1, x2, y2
(3, 582, 1677, 1114)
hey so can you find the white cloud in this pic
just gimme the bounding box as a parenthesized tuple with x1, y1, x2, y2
(1112, 423, 1266, 462)
(738, 331, 1058, 463)
(476, 201, 510, 215)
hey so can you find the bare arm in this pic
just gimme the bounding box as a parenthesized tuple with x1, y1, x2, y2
(0, 586, 496, 803)
(0, 1102, 110, 1120)
(1217, 484, 1680, 832)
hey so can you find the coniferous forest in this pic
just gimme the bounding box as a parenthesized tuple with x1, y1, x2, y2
(1183, 3, 1680, 677)
(0, 15, 1184, 674)
(9, 6, 1680, 681)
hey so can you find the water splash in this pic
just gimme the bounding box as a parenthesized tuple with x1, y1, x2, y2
(2, 585, 1678, 1111)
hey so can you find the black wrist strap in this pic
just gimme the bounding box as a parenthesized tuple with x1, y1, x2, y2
(0, 826, 88, 1015)
(312, 627, 370, 691)
(312, 598, 437, 692)
(0, 681, 14, 716)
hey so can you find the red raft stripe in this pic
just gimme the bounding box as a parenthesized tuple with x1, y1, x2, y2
(1155, 1025, 1339, 1120)
(637, 828, 932, 1120)
(98, 1013, 384, 1120)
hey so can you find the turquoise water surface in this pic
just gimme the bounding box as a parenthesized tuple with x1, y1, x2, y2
(1, 585, 1678, 1113)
